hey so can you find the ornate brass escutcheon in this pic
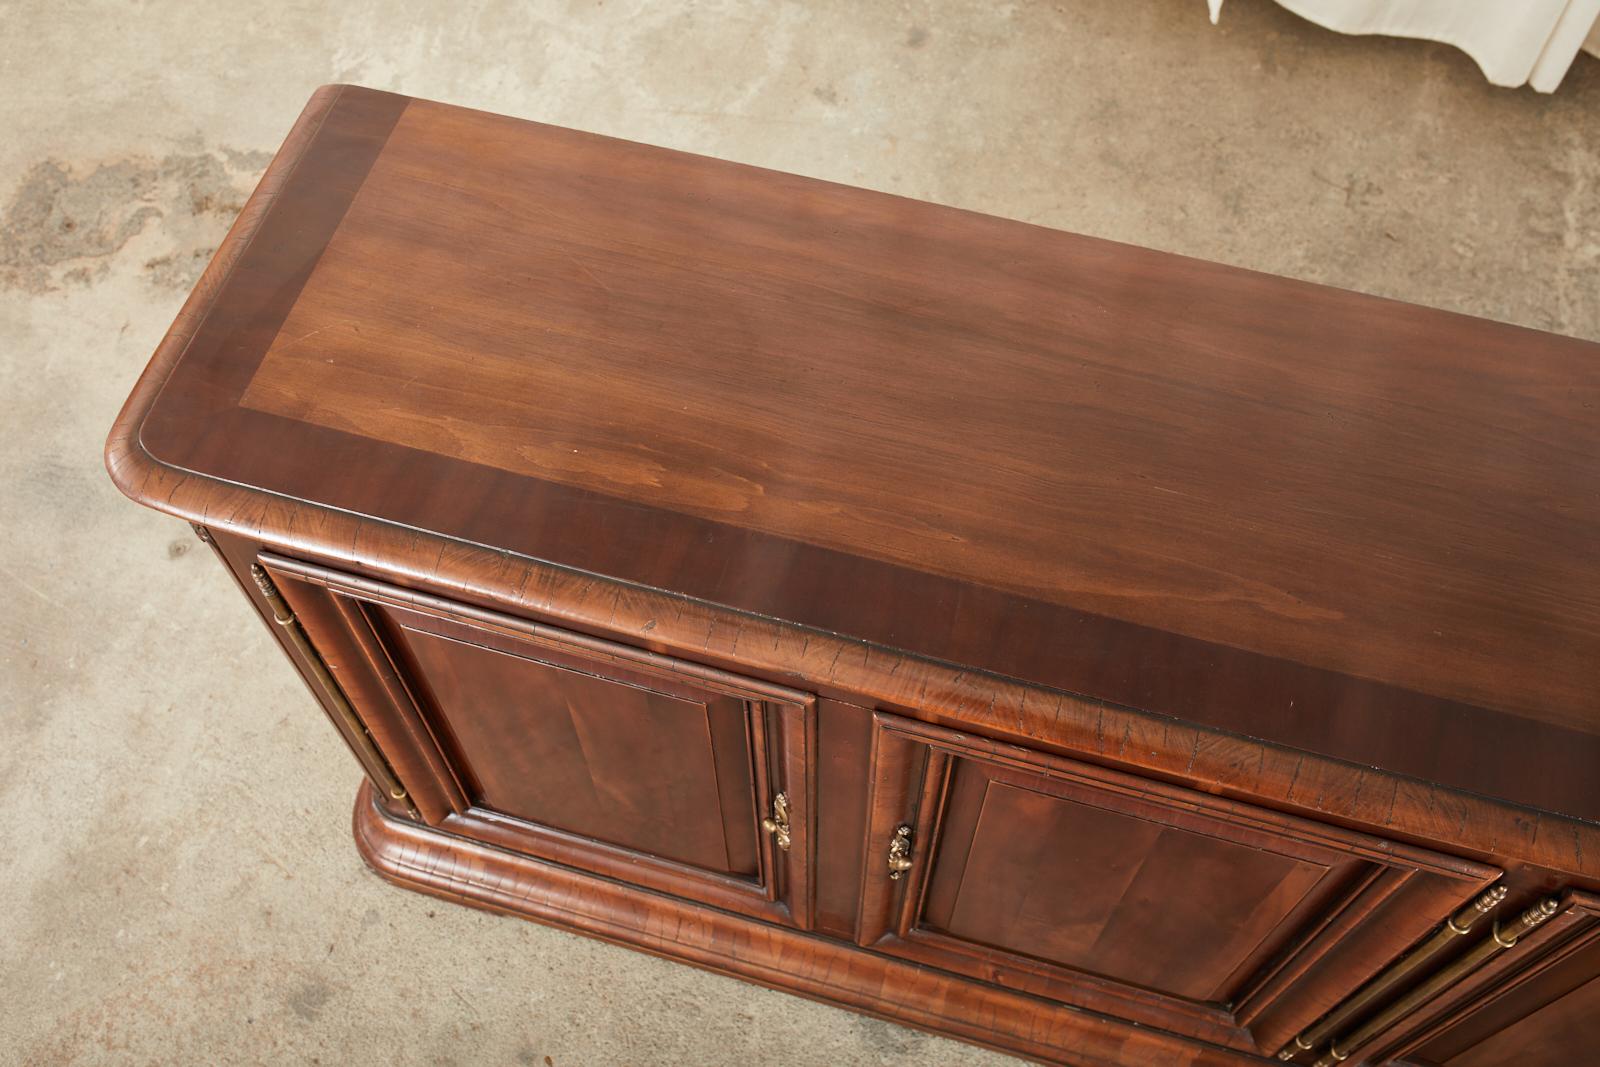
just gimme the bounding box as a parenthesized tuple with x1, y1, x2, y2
(887, 824, 914, 879)
(762, 792, 792, 851)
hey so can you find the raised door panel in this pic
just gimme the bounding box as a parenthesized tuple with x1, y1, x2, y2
(857, 713, 1501, 1055)
(392, 624, 758, 877)
(258, 552, 816, 930)
(928, 768, 1332, 1003)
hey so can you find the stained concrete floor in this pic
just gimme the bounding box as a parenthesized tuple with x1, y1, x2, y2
(2, 1, 1598, 1064)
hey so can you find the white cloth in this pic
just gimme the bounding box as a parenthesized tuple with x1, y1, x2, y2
(1208, 0, 1600, 92)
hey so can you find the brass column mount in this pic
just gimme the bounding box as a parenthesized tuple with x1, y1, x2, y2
(887, 824, 914, 880)
(1301, 895, 1561, 1067)
(762, 792, 792, 851)
(1278, 884, 1508, 1061)
(249, 564, 416, 817)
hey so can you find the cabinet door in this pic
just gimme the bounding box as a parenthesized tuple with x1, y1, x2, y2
(258, 554, 816, 930)
(856, 713, 1500, 1054)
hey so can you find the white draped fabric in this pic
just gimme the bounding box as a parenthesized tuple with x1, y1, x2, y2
(1208, 0, 1600, 92)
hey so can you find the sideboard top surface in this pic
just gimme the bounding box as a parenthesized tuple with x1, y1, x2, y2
(119, 86, 1600, 824)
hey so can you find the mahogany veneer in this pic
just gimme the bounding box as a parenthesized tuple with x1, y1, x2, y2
(109, 85, 1600, 1066)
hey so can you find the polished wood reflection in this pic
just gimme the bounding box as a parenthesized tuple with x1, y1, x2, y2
(127, 87, 1600, 822)
(107, 85, 1600, 1067)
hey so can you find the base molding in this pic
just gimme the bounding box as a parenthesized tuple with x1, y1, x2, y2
(351, 781, 1263, 1067)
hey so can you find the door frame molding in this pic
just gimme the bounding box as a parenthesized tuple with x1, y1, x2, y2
(856, 712, 1500, 1053)
(260, 551, 818, 929)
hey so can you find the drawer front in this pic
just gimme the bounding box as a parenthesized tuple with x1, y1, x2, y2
(259, 554, 815, 930)
(856, 712, 1501, 1054)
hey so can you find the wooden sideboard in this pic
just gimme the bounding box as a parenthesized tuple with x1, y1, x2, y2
(107, 85, 1600, 1067)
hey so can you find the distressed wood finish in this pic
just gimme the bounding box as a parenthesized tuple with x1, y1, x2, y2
(109, 86, 1600, 1066)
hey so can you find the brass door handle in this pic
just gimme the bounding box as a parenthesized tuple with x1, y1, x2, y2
(887, 824, 914, 879)
(762, 792, 792, 851)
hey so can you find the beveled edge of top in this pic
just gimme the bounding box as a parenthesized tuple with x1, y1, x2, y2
(107, 83, 351, 508)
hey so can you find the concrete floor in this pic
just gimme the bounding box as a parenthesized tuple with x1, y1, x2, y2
(2, 1, 1597, 1064)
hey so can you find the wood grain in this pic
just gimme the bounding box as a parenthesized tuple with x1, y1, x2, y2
(390, 621, 749, 874)
(106, 86, 1600, 1067)
(936, 778, 1329, 1002)
(243, 97, 1600, 740)
(856, 712, 1501, 1056)
(266, 552, 817, 930)
(118, 86, 1600, 824)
